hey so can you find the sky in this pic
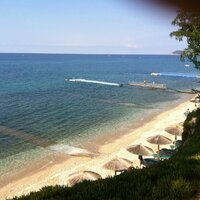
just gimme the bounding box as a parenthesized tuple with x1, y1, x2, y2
(0, 0, 187, 54)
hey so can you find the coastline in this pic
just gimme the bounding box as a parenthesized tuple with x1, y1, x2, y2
(0, 94, 197, 200)
(82, 93, 192, 150)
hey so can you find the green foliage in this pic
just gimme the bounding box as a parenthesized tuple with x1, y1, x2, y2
(182, 108, 200, 141)
(11, 109, 200, 200)
(170, 10, 200, 69)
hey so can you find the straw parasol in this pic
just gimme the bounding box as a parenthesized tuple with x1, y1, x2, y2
(127, 144, 154, 156)
(165, 125, 183, 141)
(147, 135, 172, 152)
(103, 157, 132, 174)
(126, 144, 154, 168)
(67, 171, 102, 186)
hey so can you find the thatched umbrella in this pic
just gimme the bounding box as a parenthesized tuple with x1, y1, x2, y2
(67, 171, 102, 186)
(127, 144, 154, 156)
(147, 135, 172, 152)
(103, 157, 132, 175)
(165, 125, 183, 141)
(126, 144, 154, 168)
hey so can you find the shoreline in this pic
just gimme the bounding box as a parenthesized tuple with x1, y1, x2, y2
(81, 93, 192, 151)
(0, 94, 197, 199)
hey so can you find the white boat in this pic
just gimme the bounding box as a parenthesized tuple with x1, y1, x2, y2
(185, 64, 190, 67)
(150, 72, 161, 76)
(196, 75, 200, 79)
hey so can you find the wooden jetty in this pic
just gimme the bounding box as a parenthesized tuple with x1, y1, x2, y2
(128, 81, 167, 90)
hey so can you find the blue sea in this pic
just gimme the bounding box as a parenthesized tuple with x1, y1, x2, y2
(0, 53, 199, 177)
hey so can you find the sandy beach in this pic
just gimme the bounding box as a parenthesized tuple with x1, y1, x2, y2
(0, 94, 197, 200)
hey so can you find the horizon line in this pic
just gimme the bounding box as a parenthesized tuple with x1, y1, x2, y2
(0, 52, 177, 56)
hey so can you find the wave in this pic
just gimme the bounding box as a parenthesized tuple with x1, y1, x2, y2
(0, 125, 97, 158)
(48, 144, 97, 157)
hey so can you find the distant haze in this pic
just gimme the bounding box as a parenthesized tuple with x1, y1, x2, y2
(0, 0, 187, 54)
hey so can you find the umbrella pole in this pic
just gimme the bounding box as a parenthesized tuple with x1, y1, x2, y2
(158, 145, 160, 153)
(138, 155, 143, 169)
(175, 135, 177, 141)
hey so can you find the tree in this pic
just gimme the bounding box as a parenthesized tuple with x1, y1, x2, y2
(170, 10, 200, 69)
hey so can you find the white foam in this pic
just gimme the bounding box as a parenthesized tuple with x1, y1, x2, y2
(151, 72, 199, 78)
(48, 144, 93, 156)
(65, 78, 121, 87)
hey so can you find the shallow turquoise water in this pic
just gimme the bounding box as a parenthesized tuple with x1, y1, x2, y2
(0, 54, 199, 175)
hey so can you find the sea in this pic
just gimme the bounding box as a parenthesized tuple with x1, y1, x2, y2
(0, 53, 199, 178)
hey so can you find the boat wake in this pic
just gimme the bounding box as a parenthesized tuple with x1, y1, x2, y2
(65, 78, 122, 87)
(151, 72, 200, 78)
